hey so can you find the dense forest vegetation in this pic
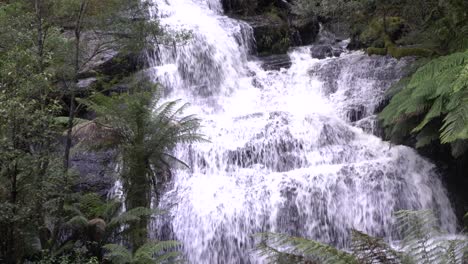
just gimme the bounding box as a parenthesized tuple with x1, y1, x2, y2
(0, 0, 199, 262)
(0, 0, 467, 263)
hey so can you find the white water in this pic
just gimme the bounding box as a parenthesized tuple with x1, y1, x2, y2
(147, 0, 457, 263)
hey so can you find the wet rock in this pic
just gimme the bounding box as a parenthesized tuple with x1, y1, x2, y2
(310, 44, 343, 59)
(71, 150, 117, 197)
(259, 54, 291, 71)
(77, 77, 98, 90)
(252, 77, 264, 88)
(292, 17, 320, 45)
(309, 59, 344, 94)
(242, 15, 290, 55)
(277, 186, 301, 235)
(227, 112, 304, 171)
(227, 136, 303, 172)
(74, 30, 147, 80)
(346, 105, 366, 122)
(318, 123, 355, 147)
(354, 116, 384, 137)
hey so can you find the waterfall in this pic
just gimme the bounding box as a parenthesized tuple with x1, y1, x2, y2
(146, 0, 458, 263)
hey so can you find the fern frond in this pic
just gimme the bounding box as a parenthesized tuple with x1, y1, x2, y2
(134, 240, 180, 263)
(256, 233, 359, 264)
(412, 97, 443, 133)
(103, 243, 133, 264)
(440, 92, 468, 143)
(351, 230, 406, 264)
(153, 251, 182, 263)
(415, 121, 440, 148)
(66, 215, 89, 229)
(380, 50, 468, 155)
(108, 207, 164, 229)
(395, 210, 447, 264)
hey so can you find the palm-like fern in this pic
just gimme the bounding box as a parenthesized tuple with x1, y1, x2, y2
(395, 210, 467, 264)
(380, 50, 468, 156)
(76, 78, 204, 249)
(103, 240, 180, 264)
(256, 233, 359, 264)
(76, 79, 204, 191)
(256, 210, 468, 264)
(64, 194, 164, 242)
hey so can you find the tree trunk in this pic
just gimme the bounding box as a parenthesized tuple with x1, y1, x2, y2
(125, 146, 150, 252)
(64, 0, 87, 172)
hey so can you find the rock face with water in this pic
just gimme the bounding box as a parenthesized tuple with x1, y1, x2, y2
(221, 0, 321, 55)
(71, 150, 116, 197)
(147, 0, 457, 263)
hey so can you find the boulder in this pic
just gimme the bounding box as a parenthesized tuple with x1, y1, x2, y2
(259, 54, 292, 70)
(310, 44, 343, 59)
(71, 150, 117, 197)
(242, 15, 291, 55)
(292, 17, 320, 45)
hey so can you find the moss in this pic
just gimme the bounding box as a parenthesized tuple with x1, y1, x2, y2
(360, 17, 407, 47)
(265, 6, 284, 23)
(388, 46, 435, 59)
(366, 34, 435, 58)
(256, 22, 290, 56)
(80, 193, 105, 218)
(385, 35, 434, 58)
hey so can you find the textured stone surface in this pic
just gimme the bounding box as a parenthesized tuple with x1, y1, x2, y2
(259, 54, 292, 70)
(71, 150, 117, 197)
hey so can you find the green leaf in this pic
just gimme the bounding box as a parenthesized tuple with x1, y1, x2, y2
(103, 244, 133, 264)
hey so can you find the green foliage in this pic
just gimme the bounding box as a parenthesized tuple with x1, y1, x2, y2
(257, 233, 359, 264)
(351, 230, 407, 263)
(103, 241, 180, 264)
(107, 207, 163, 230)
(380, 50, 468, 156)
(77, 78, 203, 249)
(292, 0, 361, 21)
(257, 210, 468, 264)
(77, 78, 204, 173)
(0, 0, 175, 261)
(293, 0, 467, 56)
(37, 251, 99, 264)
(360, 17, 406, 47)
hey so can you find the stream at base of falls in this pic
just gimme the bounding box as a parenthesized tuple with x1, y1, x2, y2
(146, 0, 458, 262)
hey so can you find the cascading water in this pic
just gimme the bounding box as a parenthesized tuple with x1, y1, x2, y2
(147, 0, 458, 263)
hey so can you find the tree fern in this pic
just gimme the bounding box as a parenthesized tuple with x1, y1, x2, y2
(75, 78, 204, 249)
(103, 244, 133, 264)
(108, 207, 164, 230)
(133, 241, 181, 263)
(256, 210, 468, 264)
(103, 241, 180, 264)
(256, 233, 359, 264)
(380, 50, 468, 156)
(351, 230, 408, 264)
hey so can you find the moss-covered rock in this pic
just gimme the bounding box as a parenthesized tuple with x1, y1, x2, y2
(387, 45, 435, 59)
(384, 36, 434, 58)
(242, 14, 291, 55)
(366, 47, 388, 56)
(292, 17, 320, 45)
(366, 35, 435, 58)
(360, 17, 407, 46)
